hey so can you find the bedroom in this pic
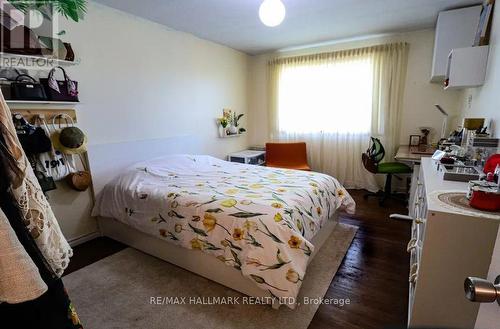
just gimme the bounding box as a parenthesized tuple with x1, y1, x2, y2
(0, 0, 499, 328)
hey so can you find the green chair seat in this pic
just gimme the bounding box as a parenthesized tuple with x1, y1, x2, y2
(378, 162, 412, 174)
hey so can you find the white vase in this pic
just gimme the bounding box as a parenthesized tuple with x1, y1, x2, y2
(228, 125, 238, 135)
(219, 126, 226, 137)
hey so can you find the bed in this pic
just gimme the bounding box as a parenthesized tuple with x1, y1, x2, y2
(91, 153, 355, 309)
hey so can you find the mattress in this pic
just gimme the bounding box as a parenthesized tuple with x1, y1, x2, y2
(92, 154, 355, 304)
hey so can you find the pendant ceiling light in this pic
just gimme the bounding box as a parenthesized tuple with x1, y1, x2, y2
(259, 0, 286, 27)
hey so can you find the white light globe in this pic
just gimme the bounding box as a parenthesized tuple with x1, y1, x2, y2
(259, 0, 286, 27)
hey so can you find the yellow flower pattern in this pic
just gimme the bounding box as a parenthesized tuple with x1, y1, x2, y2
(100, 155, 355, 308)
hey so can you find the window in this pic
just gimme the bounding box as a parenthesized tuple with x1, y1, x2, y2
(277, 58, 374, 134)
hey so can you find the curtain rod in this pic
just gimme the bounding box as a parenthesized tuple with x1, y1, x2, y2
(268, 42, 409, 66)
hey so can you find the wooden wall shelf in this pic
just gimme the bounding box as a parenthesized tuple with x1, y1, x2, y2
(12, 108, 77, 123)
(6, 100, 80, 105)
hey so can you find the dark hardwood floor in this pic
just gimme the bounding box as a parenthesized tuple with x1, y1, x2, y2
(310, 189, 411, 329)
(65, 189, 411, 329)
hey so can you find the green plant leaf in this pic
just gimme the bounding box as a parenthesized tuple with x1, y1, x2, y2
(188, 223, 207, 237)
(205, 208, 223, 213)
(276, 248, 286, 264)
(230, 249, 241, 266)
(225, 239, 242, 251)
(229, 212, 266, 218)
(250, 274, 265, 284)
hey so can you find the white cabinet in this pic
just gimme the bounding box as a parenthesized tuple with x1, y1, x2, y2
(445, 45, 490, 89)
(407, 158, 500, 329)
(431, 6, 482, 82)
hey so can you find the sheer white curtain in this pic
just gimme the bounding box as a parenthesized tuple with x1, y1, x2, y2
(268, 43, 409, 191)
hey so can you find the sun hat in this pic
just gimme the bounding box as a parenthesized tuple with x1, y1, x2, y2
(50, 114, 87, 155)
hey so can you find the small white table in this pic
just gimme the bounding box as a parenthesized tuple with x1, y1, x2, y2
(227, 150, 266, 166)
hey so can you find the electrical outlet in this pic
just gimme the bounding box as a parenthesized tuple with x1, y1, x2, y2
(467, 94, 473, 110)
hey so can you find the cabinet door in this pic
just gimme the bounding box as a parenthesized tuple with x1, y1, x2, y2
(431, 6, 482, 82)
(474, 226, 500, 328)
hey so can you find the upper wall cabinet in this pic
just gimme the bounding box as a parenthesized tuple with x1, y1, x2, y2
(431, 6, 482, 83)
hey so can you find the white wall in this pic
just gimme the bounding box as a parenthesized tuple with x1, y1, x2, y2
(37, 2, 250, 242)
(247, 29, 463, 149)
(459, 4, 500, 138)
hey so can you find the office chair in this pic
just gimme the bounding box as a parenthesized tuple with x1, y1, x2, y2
(362, 137, 412, 206)
(266, 142, 311, 171)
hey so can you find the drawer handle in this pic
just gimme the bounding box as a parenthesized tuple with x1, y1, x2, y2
(409, 263, 419, 283)
(407, 238, 417, 252)
(414, 218, 425, 225)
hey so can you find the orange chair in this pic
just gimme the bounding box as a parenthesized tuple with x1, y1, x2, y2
(265, 142, 311, 171)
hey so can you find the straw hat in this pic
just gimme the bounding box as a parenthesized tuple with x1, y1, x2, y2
(51, 126, 87, 155)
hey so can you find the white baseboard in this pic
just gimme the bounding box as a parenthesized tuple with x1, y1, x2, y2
(68, 231, 101, 247)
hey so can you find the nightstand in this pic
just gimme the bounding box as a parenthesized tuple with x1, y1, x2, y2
(228, 150, 266, 166)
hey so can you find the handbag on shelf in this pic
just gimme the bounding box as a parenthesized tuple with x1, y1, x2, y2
(0, 78, 12, 100)
(0, 69, 27, 100)
(40, 66, 79, 102)
(11, 74, 47, 101)
(38, 36, 67, 60)
(64, 43, 75, 62)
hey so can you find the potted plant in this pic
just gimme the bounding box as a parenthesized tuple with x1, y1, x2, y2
(229, 112, 244, 135)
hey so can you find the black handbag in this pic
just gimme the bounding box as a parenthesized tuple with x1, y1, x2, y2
(0, 79, 12, 100)
(0, 69, 26, 100)
(40, 66, 79, 102)
(11, 74, 47, 101)
(13, 115, 52, 155)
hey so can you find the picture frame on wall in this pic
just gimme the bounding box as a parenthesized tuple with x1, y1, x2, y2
(409, 135, 421, 147)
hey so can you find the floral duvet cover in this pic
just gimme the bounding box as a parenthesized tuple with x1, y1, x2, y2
(92, 155, 355, 307)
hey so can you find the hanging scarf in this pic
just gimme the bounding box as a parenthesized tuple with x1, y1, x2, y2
(0, 91, 72, 277)
(48, 69, 78, 96)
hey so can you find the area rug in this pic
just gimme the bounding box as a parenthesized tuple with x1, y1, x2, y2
(64, 223, 357, 329)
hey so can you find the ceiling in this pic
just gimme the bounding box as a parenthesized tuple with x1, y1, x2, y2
(95, 0, 482, 55)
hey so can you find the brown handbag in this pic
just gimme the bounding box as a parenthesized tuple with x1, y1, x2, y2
(66, 154, 91, 192)
(66, 171, 91, 191)
(64, 43, 75, 62)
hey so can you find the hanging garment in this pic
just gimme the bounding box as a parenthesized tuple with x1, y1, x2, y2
(0, 207, 47, 303)
(0, 91, 72, 277)
(0, 139, 83, 329)
(0, 279, 84, 329)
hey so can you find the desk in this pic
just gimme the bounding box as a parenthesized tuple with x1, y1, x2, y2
(395, 145, 435, 163)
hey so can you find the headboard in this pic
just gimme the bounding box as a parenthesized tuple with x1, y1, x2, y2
(87, 135, 201, 197)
